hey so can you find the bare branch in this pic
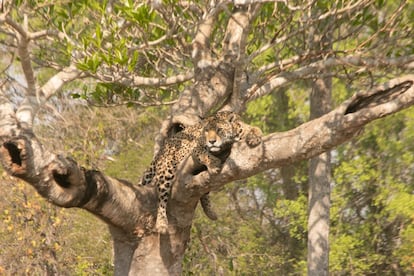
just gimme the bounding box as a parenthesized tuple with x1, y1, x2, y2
(314, 0, 372, 21)
(40, 65, 83, 99)
(88, 99, 178, 108)
(247, 0, 373, 62)
(245, 55, 414, 102)
(29, 29, 76, 45)
(91, 64, 193, 87)
(12, 65, 83, 130)
(4, 16, 36, 96)
(233, 0, 311, 10)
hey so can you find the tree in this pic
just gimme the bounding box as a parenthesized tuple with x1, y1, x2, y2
(1, 0, 414, 274)
(307, 3, 333, 275)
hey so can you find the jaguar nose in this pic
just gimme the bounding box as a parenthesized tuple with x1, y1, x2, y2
(209, 139, 216, 144)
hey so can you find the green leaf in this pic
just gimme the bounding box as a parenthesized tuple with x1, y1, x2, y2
(95, 25, 102, 48)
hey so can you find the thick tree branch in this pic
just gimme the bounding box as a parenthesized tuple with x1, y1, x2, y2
(0, 104, 188, 274)
(0, 132, 155, 235)
(191, 6, 218, 65)
(177, 75, 414, 198)
(4, 75, 411, 232)
(1, 75, 414, 275)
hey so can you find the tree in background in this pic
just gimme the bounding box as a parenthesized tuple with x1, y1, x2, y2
(0, 0, 414, 274)
(306, 3, 333, 274)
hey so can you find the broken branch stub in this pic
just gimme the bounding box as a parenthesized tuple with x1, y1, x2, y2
(345, 78, 413, 114)
(343, 75, 414, 129)
(0, 135, 88, 207)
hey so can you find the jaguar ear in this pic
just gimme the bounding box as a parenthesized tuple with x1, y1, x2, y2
(227, 112, 240, 123)
(168, 123, 184, 137)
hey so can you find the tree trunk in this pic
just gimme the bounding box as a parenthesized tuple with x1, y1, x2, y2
(307, 7, 333, 274)
(112, 225, 192, 275)
(308, 77, 332, 276)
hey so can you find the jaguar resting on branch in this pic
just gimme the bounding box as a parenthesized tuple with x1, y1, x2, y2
(140, 111, 263, 233)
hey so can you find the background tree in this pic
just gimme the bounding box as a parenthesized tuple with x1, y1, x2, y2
(306, 2, 333, 274)
(1, 0, 414, 274)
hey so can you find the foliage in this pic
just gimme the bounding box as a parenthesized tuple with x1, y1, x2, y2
(184, 179, 295, 275)
(331, 110, 414, 274)
(0, 176, 112, 275)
